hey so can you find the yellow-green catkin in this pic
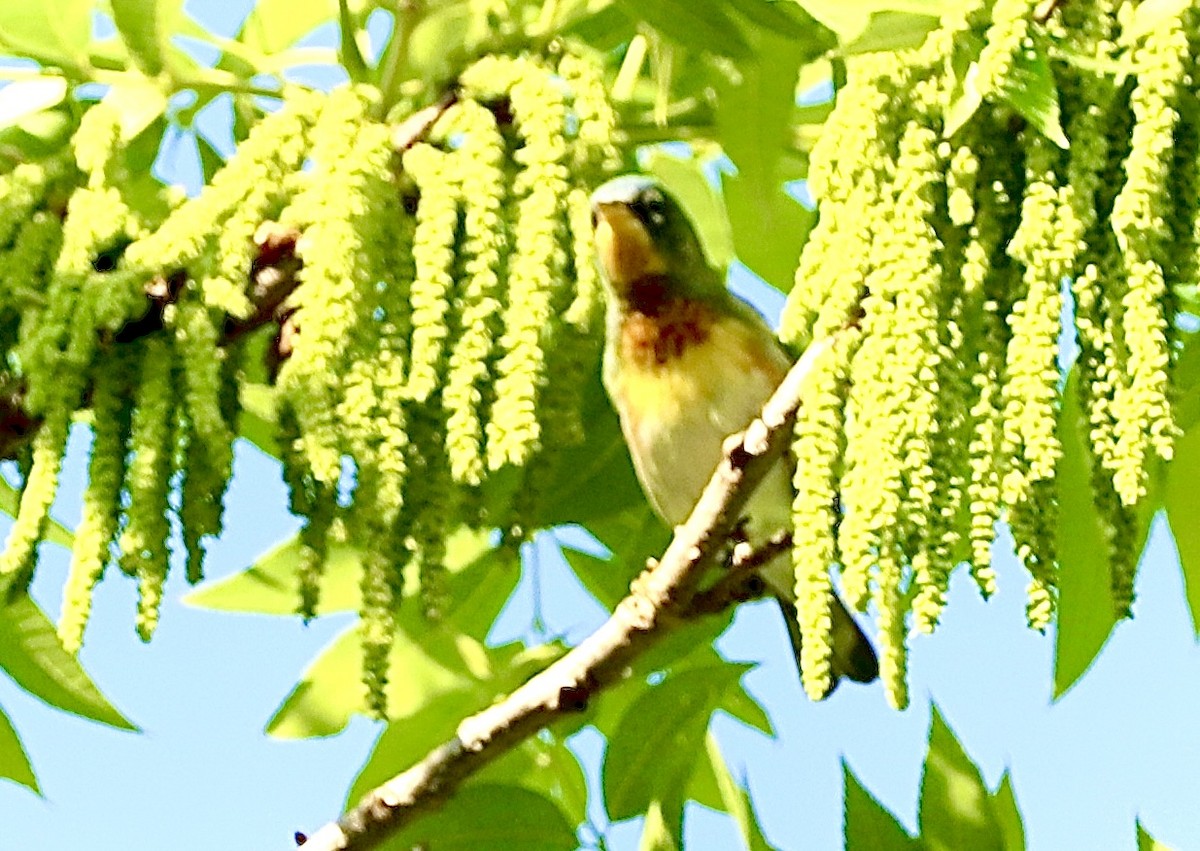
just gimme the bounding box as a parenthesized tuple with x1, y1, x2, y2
(791, 341, 853, 700)
(58, 354, 134, 652)
(401, 141, 461, 405)
(1108, 9, 1188, 505)
(1002, 134, 1071, 629)
(278, 406, 336, 619)
(119, 338, 176, 641)
(877, 550, 909, 711)
(0, 211, 63, 352)
(0, 158, 63, 249)
(463, 55, 571, 472)
(973, 0, 1037, 103)
(442, 101, 508, 486)
(277, 87, 380, 485)
(123, 90, 320, 286)
(782, 54, 907, 348)
(173, 298, 235, 582)
(0, 405, 70, 586)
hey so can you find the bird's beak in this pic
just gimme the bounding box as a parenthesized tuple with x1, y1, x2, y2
(592, 201, 667, 291)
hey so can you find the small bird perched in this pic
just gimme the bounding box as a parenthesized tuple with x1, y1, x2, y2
(591, 174, 878, 696)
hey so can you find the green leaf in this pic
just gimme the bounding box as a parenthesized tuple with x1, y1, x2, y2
(0, 596, 137, 730)
(559, 504, 669, 610)
(0, 700, 38, 794)
(715, 27, 821, 291)
(380, 784, 577, 851)
(337, 0, 369, 81)
(844, 760, 919, 851)
(1166, 420, 1200, 637)
(795, 0, 955, 44)
(1137, 820, 1176, 851)
(640, 799, 683, 851)
(996, 39, 1069, 149)
(186, 526, 503, 623)
(237, 383, 281, 459)
(0, 78, 69, 131)
(100, 77, 168, 142)
(611, 0, 751, 59)
(991, 771, 1026, 851)
(0, 1, 94, 73)
(706, 733, 775, 851)
(0, 107, 74, 160)
(918, 705, 1001, 851)
(0, 476, 73, 550)
(1054, 374, 1121, 697)
(111, 0, 167, 75)
(267, 621, 559, 738)
(840, 12, 940, 55)
(239, 0, 338, 57)
(643, 148, 736, 270)
(604, 664, 742, 821)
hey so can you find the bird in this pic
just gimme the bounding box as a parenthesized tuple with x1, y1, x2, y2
(590, 174, 878, 696)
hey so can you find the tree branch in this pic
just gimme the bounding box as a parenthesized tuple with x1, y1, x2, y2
(296, 332, 844, 851)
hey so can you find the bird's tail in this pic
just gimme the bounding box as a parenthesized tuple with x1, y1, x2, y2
(774, 593, 879, 698)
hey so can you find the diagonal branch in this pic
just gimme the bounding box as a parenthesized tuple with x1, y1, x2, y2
(296, 332, 845, 851)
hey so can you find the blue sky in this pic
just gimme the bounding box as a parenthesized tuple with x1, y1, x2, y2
(2, 3, 1200, 850)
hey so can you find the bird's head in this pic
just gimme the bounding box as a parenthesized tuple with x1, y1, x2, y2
(590, 175, 722, 310)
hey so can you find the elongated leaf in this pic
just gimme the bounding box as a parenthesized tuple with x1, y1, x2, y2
(716, 27, 820, 291)
(844, 761, 918, 851)
(1054, 374, 1121, 697)
(0, 1, 94, 72)
(0, 700, 38, 794)
(999, 38, 1068, 149)
(0, 78, 69, 130)
(376, 784, 576, 851)
(268, 620, 560, 738)
(0, 596, 136, 730)
(604, 664, 742, 821)
(239, 0, 338, 57)
(640, 799, 683, 851)
(992, 771, 1025, 851)
(919, 705, 1001, 851)
(111, 0, 167, 75)
(611, 0, 751, 59)
(100, 78, 168, 142)
(1137, 821, 1175, 851)
(1165, 421, 1200, 636)
(840, 12, 939, 55)
(707, 733, 775, 851)
(184, 526, 498, 621)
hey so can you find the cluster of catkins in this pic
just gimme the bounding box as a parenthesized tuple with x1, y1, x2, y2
(782, 0, 1198, 707)
(0, 50, 616, 713)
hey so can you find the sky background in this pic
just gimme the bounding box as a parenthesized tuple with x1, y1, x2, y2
(2, 3, 1200, 850)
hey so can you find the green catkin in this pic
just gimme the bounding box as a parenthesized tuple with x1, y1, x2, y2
(123, 90, 320, 281)
(1108, 11, 1188, 505)
(360, 547, 396, 717)
(782, 54, 906, 348)
(877, 549, 909, 711)
(973, 0, 1037, 103)
(277, 87, 381, 485)
(58, 354, 134, 652)
(792, 341, 853, 701)
(278, 407, 335, 619)
(402, 142, 461, 405)
(0, 405, 70, 585)
(174, 299, 235, 581)
(0, 159, 62, 249)
(118, 338, 176, 642)
(469, 56, 571, 471)
(0, 211, 63, 352)
(442, 101, 508, 486)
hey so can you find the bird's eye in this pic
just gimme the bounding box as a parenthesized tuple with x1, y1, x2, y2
(637, 190, 668, 230)
(590, 208, 599, 229)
